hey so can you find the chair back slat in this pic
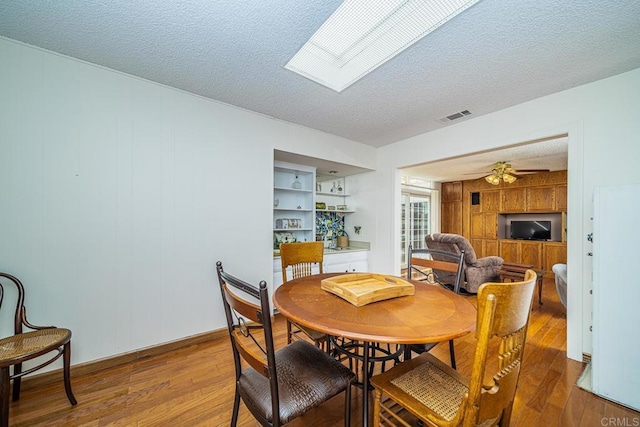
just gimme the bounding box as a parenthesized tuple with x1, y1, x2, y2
(478, 270, 536, 337)
(233, 329, 268, 376)
(280, 242, 324, 282)
(410, 257, 459, 273)
(222, 283, 262, 324)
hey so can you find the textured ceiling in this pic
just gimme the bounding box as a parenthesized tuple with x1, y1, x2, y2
(401, 135, 568, 182)
(0, 1, 638, 181)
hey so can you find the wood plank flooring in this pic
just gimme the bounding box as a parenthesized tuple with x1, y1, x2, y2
(10, 278, 640, 426)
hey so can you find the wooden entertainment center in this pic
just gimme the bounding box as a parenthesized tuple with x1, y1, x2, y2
(441, 170, 567, 278)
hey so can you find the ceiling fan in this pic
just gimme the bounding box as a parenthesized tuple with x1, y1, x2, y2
(474, 161, 550, 185)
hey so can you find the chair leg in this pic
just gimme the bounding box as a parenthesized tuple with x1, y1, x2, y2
(286, 319, 293, 344)
(499, 400, 514, 427)
(231, 386, 241, 427)
(449, 340, 456, 370)
(11, 363, 22, 401)
(0, 368, 9, 427)
(373, 388, 381, 427)
(344, 382, 352, 427)
(63, 342, 78, 405)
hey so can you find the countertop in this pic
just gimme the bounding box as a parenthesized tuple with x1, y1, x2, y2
(273, 242, 369, 257)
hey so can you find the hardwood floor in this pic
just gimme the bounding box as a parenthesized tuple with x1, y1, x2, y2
(10, 278, 640, 426)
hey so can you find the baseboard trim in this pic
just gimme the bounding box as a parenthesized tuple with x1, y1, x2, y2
(21, 328, 228, 390)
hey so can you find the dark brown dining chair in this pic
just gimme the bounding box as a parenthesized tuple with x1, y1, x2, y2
(216, 261, 355, 426)
(0, 273, 77, 427)
(371, 270, 537, 427)
(279, 242, 329, 350)
(405, 245, 465, 369)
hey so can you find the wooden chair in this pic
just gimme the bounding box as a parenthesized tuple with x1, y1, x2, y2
(0, 273, 77, 427)
(279, 242, 328, 350)
(371, 270, 537, 427)
(216, 261, 355, 426)
(406, 245, 465, 369)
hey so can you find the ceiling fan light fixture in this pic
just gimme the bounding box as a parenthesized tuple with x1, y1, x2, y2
(285, 0, 480, 92)
(485, 174, 500, 185)
(502, 173, 517, 184)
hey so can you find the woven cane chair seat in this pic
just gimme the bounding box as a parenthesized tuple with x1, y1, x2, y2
(0, 329, 72, 367)
(390, 358, 469, 422)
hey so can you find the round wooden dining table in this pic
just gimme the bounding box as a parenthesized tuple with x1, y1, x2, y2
(273, 272, 477, 427)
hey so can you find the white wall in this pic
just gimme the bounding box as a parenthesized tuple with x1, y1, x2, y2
(2, 34, 639, 368)
(371, 67, 640, 361)
(0, 37, 376, 367)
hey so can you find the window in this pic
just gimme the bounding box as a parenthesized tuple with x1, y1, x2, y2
(401, 193, 430, 268)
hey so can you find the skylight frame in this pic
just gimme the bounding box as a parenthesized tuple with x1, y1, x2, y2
(285, 0, 481, 92)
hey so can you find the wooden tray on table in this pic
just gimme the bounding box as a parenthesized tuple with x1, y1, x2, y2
(321, 273, 415, 307)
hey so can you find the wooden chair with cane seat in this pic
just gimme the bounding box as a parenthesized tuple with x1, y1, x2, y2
(406, 245, 465, 369)
(370, 270, 537, 427)
(0, 273, 77, 427)
(216, 261, 355, 426)
(279, 242, 329, 350)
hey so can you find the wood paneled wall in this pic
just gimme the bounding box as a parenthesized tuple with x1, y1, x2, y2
(441, 171, 567, 276)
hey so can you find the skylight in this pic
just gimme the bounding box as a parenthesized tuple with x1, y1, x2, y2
(285, 0, 480, 92)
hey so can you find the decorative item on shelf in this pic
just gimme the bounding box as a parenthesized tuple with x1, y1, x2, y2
(316, 202, 326, 210)
(275, 218, 302, 229)
(316, 182, 322, 192)
(292, 174, 302, 189)
(274, 199, 279, 207)
(274, 232, 296, 249)
(337, 204, 347, 211)
(327, 205, 336, 210)
(330, 181, 343, 194)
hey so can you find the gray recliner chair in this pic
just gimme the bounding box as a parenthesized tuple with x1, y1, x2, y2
(552, 263, 567, 308)
(425, 233, 503, 293)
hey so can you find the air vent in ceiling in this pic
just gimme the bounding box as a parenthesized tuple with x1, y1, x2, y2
(438, 109, 472, 123)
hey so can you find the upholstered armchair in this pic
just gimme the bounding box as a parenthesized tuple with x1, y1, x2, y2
(552, 263, 567, 308)
(425, 233, 503, 293)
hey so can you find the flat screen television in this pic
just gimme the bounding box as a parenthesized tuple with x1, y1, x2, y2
(510, 220, 551, 241)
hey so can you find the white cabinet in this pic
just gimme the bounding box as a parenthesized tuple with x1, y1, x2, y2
(324, 251, 369, 273)
(274, 161, 316, 247)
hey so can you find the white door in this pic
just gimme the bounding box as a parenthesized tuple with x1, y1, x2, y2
(592, 184, 640, 410)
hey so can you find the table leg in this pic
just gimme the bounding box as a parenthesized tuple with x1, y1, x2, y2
(538, 277, 544, 305)
(363, 341, 369, 427)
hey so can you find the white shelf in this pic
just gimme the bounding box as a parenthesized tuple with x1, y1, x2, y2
(274, 228, 313, 232)
(275, 187, 313, 193)
(316, 191, 350, 197)
(274, 208, 313, 212)
(316, 209, 355, 213)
